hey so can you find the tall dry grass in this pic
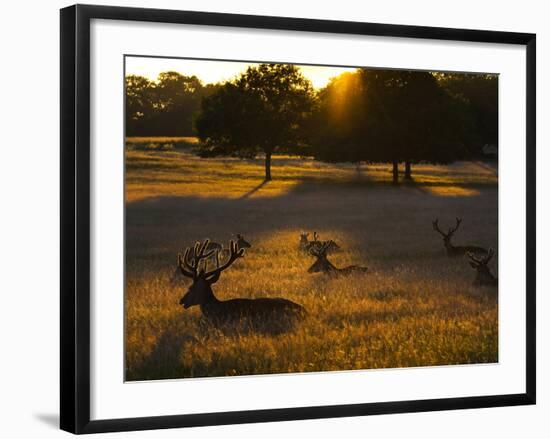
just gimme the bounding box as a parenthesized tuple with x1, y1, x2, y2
(125, 144, 498, 381)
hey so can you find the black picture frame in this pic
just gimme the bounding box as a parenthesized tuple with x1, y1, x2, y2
(60, 4, 536, 434)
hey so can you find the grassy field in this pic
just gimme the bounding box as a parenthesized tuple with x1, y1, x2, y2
(125, 137, 498, 381)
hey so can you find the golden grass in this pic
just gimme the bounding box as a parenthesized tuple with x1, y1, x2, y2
(125, 146, 497, 203)
(125, 140, 498, 381)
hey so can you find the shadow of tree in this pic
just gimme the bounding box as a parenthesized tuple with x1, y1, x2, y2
(239, 179, 269, 199)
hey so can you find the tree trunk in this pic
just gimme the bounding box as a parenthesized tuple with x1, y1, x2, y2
(404, 161, 412, 180)
(392, 161, 399, 185)
(265, 151, 272, 181)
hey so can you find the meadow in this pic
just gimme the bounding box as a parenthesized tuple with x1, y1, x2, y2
(125, 137, 498, 381)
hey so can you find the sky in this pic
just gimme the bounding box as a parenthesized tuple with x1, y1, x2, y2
(125, 56, 357, 89)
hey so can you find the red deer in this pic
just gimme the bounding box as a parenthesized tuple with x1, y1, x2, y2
(236, 233, 251, 249)
(307, 242, 368, 277)
(432, 218, 488, 257)
(467, 248, 498, 287)
(178, 239, 306, 332)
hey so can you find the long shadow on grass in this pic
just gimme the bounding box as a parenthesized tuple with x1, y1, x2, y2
(239, 179, 269, 199)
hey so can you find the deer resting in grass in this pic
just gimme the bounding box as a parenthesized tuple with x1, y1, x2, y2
(467, 248, 498, 287)
(307, 242, 368, 277)
(178, 239, 306, 332)
(432, 218, 488, 257)
(236, 233, 251, 249)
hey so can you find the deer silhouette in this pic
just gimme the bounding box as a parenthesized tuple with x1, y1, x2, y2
(236, 233, 251, 249)
(307, 242, 368, 277)
(177, 239, 306, 332)
(467, 248, 498, 287)
(432, 218, 488, 257)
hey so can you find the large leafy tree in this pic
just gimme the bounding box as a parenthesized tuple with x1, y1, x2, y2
(195, 64, 315, 181)
(312, 69, 468, 183)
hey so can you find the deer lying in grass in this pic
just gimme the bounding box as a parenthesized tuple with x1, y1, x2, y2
(178, 239, 306, 332)
(467, 248, 498, 287)
(307, 242, 368, 277)
(236, 233, 251, 249)
(432, 218, 488, 257)
(299, 232, 340, 253)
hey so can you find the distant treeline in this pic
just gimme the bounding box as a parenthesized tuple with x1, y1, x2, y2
(126, 65, 497, 182)
(126, 72, 221, 136)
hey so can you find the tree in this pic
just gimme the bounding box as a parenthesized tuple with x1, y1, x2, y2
(195, 64, 315, 181)
(308, 71, 367, 165)
(312, 69, 468, 183)
(125, 72, 218, 136)
(436, 73, 498, 156)
(147, 72, 204, 135)
(125, 75, 155, 135)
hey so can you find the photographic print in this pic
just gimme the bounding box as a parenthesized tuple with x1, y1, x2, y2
(124, 56, 499, 382)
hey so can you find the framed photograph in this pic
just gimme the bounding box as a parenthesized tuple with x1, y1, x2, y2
(60, 4, 536, 434)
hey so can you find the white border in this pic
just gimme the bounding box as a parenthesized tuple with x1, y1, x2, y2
(90, 19, 526, 420)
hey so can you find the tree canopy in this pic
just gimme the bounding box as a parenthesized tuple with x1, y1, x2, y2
(312, 68, 471, 183)
(125, 72, 219, 136)
(195, 63, 315, 180)
(436, 73, 498, 156)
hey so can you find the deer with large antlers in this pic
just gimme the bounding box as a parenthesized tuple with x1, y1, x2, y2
(177, 239, 306, 332)
(467, 249, 498, 287)
(307, 242, 368, 277)
(432, 218, 488, 257)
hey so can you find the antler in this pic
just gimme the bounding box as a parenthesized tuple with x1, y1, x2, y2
(432, 219, 446, 237)
(466, 251, 482, 265)
(203, 240, 244, 282)
(467, 248, 495, 266)
(178, 239, 216, 279)
(177, 253, 195, 279)
(448, 217, 462, 236)
(484, 248, 495, 264)
(309, 241, 330, 258)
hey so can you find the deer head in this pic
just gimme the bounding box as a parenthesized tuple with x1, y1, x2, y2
(432, 217, 462, 246)
(467, 248, 497, 286)
(236, 233, 251, 249)
(299, 232, 309, 245)
(307, 242, 332, 273)
(178, 239, 244, 309)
